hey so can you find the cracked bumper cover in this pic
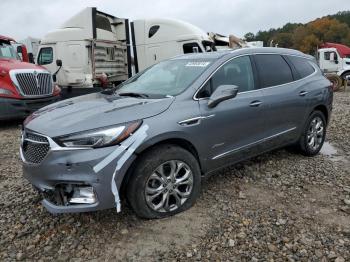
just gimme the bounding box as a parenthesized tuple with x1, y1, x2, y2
(22, 145, 136, 214)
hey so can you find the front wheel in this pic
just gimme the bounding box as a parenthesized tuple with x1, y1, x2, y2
(298, 111, 326, 156)
(126, 144, 201, 219)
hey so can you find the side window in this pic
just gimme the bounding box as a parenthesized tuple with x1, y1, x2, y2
(183, 43, 203, 54)
(197, 56, 255, 98)
(96, 15, 112, 32)
(324, 51, 337, 61)
(288, 56, 315, 79)
(38, 47, 53, 65)
(212, 56, 255, 93)
(324, 52, 331, 60)
(254, 54, 293, 88)
(149, 25, 160, 38)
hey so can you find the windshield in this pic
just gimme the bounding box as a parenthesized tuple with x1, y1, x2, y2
(116, 59, 213, 97)
(0, 41, 18, 59)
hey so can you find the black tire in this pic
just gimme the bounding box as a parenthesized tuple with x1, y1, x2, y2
(342, 72, 350, 86)
(126, 144, 201, 219)
(298, 111, 326, 156)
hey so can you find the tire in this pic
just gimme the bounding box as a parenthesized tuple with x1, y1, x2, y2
(298, 111, 326, 156)
(326, 74, 342, 91)
(342, 72, 350, 86)
(126, 144, 201, 219)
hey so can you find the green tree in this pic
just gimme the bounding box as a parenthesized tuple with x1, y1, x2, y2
(243, 32, 255, 41)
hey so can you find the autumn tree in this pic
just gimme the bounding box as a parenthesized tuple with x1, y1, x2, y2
(246, 12, 350, 54)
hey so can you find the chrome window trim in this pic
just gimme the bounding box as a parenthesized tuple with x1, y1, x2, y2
(212, 127, 297, 160)
(193, 53, 318, 101)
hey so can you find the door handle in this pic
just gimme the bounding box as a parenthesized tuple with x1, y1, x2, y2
(299, 91, 308, 97)
(250, 100, 262, 107)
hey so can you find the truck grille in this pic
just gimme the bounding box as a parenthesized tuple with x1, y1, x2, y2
(15, 72, 53, 97)
(22, 131, 50, 164)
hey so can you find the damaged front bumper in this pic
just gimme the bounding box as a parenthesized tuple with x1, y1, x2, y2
(21, 137, 136, 214)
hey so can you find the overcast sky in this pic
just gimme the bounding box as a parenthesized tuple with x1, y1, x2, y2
(1, 0, 349, 41)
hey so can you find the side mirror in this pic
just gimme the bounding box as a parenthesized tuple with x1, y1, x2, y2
(16, 45, 23, 55)
(56, 59, 62, 67)
(17, 45, 29, 63)
(207, 85, 238, 108)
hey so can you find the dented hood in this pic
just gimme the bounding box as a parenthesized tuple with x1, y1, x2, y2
(24, 92, 174, 137)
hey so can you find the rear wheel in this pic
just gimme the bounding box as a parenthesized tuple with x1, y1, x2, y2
(126, 144, 201, 219)
(298, 111, 326, 156)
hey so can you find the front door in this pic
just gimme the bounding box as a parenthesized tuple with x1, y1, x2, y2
(194, 55, 267, 171)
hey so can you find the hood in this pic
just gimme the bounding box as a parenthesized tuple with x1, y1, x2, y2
(24, 92, 175, 137)
(0, 58, 46, 72)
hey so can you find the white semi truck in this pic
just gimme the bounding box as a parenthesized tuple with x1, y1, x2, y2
(317, 42, 350, 89)
(37, 7, 215, 97)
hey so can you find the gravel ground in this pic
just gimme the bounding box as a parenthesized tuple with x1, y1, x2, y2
(0, 91, 349, 261)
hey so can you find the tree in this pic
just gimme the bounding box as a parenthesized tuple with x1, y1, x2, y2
(244, 13, 350, 54)
(272, 33, 293, 48)
(243, 32, 255, 41)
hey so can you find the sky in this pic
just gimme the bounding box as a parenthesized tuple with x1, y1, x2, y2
(1, 0, 349, 41)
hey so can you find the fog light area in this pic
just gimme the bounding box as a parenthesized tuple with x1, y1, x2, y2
(68, 186, 97, 204)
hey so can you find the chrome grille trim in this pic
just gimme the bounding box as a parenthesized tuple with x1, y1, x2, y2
(21, 130, 50, 164)
(9, 69, 53, 98)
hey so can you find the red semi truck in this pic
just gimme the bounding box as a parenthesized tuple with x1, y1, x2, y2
(0, 35, 61, 120)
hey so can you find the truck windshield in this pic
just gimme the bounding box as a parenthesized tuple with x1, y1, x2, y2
(116, 59, 213, 97)
(0, 41, 18, 59)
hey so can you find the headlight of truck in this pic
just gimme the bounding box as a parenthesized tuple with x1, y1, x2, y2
(0, 88, 13, 96)
(55, 120, 142, 148)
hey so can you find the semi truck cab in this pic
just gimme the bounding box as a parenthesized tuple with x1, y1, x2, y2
(318, 43, 350, 84)
(0, 35, 60, 120)
(36, 7, 216, 97)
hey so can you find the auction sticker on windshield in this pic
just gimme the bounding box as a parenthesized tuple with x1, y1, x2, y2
(185, 62, 211, 67)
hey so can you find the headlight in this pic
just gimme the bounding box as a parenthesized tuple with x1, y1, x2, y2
(55, 120, 142, 148)
(0, 88, 13, 96)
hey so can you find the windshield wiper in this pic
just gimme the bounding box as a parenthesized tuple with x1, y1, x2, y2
(118, 92, 149, 98)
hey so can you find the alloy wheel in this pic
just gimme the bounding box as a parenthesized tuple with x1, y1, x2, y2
(145, 160, 193, 212)
(306, 116, 324, 151)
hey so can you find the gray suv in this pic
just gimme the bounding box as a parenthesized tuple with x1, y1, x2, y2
(21, 48, 333, 218)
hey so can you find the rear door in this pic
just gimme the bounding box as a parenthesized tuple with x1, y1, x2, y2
(252, 54, 310, 148)
(195, 55, 267, 170)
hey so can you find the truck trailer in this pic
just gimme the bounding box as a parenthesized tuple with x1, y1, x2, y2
(36, 7, 216, 97)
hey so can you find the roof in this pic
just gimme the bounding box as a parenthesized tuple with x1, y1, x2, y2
(0, 35, 15, 42)
(320, 42, 350, 58)
(172, 47, 308, 60)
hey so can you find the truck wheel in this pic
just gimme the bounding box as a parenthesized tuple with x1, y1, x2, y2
(298, 111, 326, 156)
(327, 74, 342, 91)
(126, 144, 201, 219)
(342, 72, 350, 86)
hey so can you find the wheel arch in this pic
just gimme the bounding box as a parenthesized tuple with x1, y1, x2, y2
(312, 104, 329, 124)
(119, 135, 202, 198)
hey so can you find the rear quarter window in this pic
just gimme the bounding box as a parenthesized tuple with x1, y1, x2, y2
(287, 56, 315, 79)
(254, 54, 293, 88)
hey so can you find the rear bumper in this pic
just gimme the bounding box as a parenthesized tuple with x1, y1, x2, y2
(0, 95, 60, 120)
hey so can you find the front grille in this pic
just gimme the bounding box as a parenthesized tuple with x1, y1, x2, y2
(15, 72, 53, 97)
(22, 131, 50, 164)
